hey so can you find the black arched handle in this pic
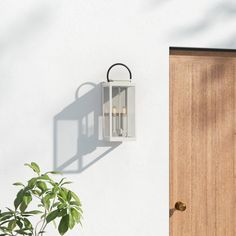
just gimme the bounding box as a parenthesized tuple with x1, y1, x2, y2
(106, 63, 132, 82)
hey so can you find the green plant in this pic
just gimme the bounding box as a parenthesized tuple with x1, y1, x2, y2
(0, 162, 82, 236)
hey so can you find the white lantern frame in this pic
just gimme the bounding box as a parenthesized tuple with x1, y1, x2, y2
(102, 63, 136, 142)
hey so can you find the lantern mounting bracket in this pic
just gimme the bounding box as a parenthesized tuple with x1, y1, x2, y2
(106, 63, 132, 82)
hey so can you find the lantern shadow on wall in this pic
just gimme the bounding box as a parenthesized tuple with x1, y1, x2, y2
(53, 82, 121, 174)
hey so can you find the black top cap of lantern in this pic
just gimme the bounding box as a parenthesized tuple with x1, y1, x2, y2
(106, 63, 132, 82)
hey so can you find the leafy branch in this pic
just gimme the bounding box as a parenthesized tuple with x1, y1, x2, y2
(0, 162, 82, 236)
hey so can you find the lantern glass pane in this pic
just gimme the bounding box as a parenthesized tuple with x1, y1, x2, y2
(111, 87, 120, 137)
(126, 86, 135, 138)
(111, 86, 135, 138)
(103, 86, 110, 137)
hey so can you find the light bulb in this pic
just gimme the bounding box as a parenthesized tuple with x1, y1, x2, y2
(112, 106, 117, 115)
(122, 106, 127, 115)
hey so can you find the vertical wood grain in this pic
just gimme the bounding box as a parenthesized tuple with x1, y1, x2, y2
(170, 60, 192, 236)
(170, 52, 236, 236)
(191, 63, 207, 235)
(206, 64, 217, 236)
(215, 63, 234, 236)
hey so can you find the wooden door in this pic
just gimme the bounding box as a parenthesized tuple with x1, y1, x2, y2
(170, 48, 236, 236)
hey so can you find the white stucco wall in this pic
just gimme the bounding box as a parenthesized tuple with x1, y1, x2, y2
(0, 0, 236, 235)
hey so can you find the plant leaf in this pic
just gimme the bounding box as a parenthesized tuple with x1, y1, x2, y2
(58, 189, 67, 202)
(39, 174, 52, 181)
(58, 178, 67, 185)
(46, 171, 62, 175)
(70, 201, 81, 207)
(27, 177, 37, 189)
(8, 220, 16, 231)
(24, 163, 32, 168)
(67, 191, 72, 202)
(14, 189, 24, 210)
(0, 212, 12, 219)
(57, 209, 67, 217)
(71, 208, 81, 224)
(42, 193, 55, 210)
(36, 181, 47, 193)
(31, 189, 42, 196)
(20, 193, 32, 212)
(70, 191, 81, 206)
(58, 203, 67, 210)
(5, 208, 14, 213)
(31, 162, 40, 175)
(23, 210, 43, 215)
(23, 218, 32, 229)
(68, 213, 75, 229)
(46, 209, 59, 223)
(24, 162, 40, 175)
(0, 218, 12, 226)
(13, 182, 25, 187)
(58, 214, 69, 235)
(14, 228, 32, 235)
(61, 181, 73, 186)
(16, 219, 23, 229)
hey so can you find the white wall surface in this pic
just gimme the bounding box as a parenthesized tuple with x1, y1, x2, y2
(0, 0, 236, 235)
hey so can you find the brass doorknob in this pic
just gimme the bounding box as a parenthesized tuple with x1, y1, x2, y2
(175, 201, 186, 212)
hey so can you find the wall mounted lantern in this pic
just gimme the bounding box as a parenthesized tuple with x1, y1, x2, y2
(102, 63, 136, 141)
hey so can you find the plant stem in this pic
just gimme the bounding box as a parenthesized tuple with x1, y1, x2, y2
(37, 196, 57, 236)
(34, 218, 44, 236)
(38, 209, 47, 236)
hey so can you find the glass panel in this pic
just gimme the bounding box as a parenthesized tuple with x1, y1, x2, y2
(111, 87, 119, 137)
(112, 86, 133, 138)
(103, 86, 110, 137)
(126, 86, 135, 137)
